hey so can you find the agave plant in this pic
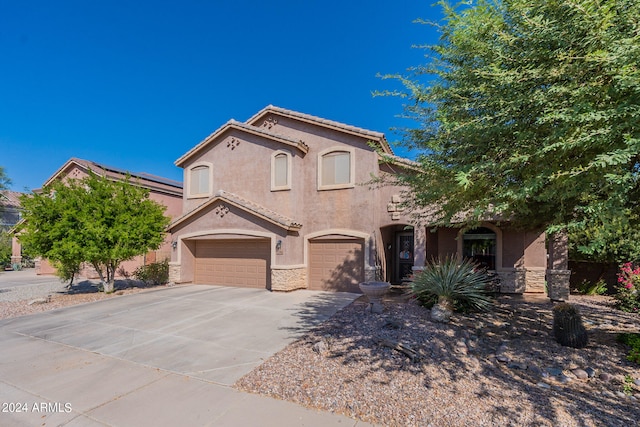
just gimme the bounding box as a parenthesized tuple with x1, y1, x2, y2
(410, 257, 493, 322)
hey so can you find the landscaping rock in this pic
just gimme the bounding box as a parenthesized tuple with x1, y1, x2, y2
(547, 367, 563, 377)
(634, 379, 640, 387)
(537, 382, 551, 389)
(572, 369, 588, 380)
(585, 367, 596, 378)
(558, 374, 572, 384)
(508, 362, 528, 371)
(312, 340, 329, 356)
(599, 373, 612, 382)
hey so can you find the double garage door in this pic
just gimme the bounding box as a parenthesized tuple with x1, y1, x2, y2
(193, 237, 364, 292)
(194, 239, 270, 289)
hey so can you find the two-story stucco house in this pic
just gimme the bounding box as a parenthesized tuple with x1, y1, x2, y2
(168, 106, 548, 293)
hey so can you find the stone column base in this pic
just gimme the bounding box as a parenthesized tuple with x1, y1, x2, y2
(168, 262, 181, 284)
(271, 266, 306, 291)
(547, 269, 571, 301)
(525, 268, 546, 293)
(365, 265, 382, 283)
(497, 268, 526, 293)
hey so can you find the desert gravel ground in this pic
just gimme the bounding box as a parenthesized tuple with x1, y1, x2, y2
(236, 293, 640, 427)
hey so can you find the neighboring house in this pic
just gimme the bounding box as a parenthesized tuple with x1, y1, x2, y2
(168, 105, 547, 293)
(1, 190, 23, 230)
(1, 190, 24, 267)
(12, 158, 183, 276)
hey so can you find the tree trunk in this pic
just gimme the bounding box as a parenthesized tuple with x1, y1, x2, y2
(104, 263, 116, 293)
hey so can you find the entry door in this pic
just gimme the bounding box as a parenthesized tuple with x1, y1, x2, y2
(395, 231, 414, 283)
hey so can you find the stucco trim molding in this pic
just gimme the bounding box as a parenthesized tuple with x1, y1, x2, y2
(175, 229, 277, 266)
(185, 161, 214, 200)
(271, 264, 306, 270)
(317, 146, 356, 191)
(304, 229, 373, 273)
(304, 229, 372, 289)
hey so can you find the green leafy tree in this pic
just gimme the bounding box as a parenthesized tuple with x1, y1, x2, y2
(18, 172, 170, 292)
(382, 0, 640, 255)
(0, 230, 11, 268)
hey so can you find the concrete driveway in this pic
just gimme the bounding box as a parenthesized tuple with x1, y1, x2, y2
(0, 285, 371, 426)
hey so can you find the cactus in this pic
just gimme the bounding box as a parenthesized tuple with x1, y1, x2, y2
(552, 303, 589, 348)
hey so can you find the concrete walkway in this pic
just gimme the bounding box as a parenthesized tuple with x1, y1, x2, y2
(0, 285, 373, 426)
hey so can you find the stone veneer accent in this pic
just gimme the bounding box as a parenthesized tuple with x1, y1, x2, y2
(497, 268, 547, 294)
(547, 269, 571, 301)
(525, 268, 547, 293)
(497, 268, 527, 293)
(169, 262, 181, 284)
(271, 267, 306, 291)
(365, 266, 382, 283)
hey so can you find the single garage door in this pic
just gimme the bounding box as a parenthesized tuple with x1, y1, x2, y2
(309, 238, 364, 292)
(194, 239, 270, 288)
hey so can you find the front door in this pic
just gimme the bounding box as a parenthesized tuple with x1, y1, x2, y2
(395, 231, 414, 283)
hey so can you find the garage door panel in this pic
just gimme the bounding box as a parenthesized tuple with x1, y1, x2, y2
(309, 239, 364, 292)
(194, 240, 270, 289)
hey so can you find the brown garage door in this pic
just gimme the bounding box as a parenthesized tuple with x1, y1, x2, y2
(309, 238, 364, 292)
(195, 239, 270, 288)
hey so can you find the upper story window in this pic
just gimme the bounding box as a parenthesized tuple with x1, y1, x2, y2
(271, 151, 292, 191)
(188, 163, 212, 198)
(318, 147, 354, 190)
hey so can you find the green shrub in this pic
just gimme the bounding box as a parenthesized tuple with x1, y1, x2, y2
(575, 279, 608, 295)
(617, 333, 640, 365)
(615, 262, 640, 313)
(409, 257, 493, 313)
(133, 259, 169, 286)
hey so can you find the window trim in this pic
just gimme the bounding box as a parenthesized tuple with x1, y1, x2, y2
(271, 150, 292, 191)
(317, 147, 355, 191)
(186, 162, 213, 199)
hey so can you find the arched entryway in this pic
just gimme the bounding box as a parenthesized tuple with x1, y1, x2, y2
(380, 224, 415, 284)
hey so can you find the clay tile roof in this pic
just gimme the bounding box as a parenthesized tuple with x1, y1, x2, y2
(169, 190, 302, 232)
(0, 190, 24, 209)
(247, 105, 393, 154)
(40, 158, 182, 196)
(377, 153, 421, 171)
(216, 190, 302, 230)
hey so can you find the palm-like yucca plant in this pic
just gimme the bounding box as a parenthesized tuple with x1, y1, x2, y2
(410, 257, 493, 322)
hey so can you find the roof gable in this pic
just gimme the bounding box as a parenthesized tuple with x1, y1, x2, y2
(246, 105, 393, 155)
(175, 120, 309, 167)
(40, 158, 183, 196)
(169, 190, 302, 232)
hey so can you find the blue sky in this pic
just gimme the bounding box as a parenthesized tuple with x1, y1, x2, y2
(1, 0, 442, 192)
